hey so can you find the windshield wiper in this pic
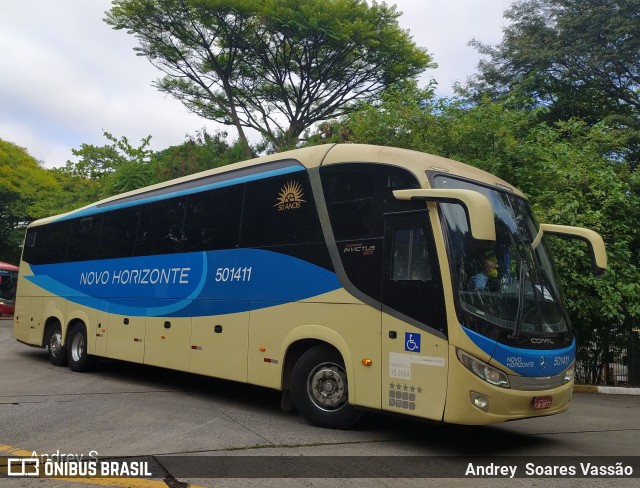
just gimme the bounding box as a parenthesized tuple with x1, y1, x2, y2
(536, 265, 571, 333)
(512, 260, 527, 338)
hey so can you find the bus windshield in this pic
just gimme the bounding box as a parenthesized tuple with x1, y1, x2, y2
(433, 175, 570, 344)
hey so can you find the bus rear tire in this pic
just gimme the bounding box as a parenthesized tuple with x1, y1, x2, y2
(291, 345, 362, 429)
(67, 323, 97, 372)
(45, 321, 67, 367)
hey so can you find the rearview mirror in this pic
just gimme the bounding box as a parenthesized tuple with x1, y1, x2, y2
(533, 223, 607, 276)
(393, 189, 496, 244)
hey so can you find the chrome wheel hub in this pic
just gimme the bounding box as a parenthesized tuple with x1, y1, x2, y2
(308, 363, 347, 411)
(70, 333, 84, 362)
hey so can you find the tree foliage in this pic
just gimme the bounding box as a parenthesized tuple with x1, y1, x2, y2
(0, 139, 88, 263)
(324, 85, 640, 372)
(105, 0, 432, 152)
(61, 131, 155, 198)
(461, 0, 640, 375)
(468, 0, 640, 166)
(3, 0, 638, 384)
(152, 128, 248, 181)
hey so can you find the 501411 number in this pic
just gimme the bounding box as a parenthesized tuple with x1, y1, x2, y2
(215, 267, 253, 283)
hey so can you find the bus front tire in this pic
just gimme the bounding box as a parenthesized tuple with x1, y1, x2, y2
(46, 321, 67, 367)
(291, 345, 362, 429)
(67, 323, 97, 372)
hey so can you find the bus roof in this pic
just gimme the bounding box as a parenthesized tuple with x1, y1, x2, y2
(28, 144, 525, 227)
(320, 144, 524, 197)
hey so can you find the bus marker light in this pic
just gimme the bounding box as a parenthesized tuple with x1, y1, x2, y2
(470, 392, 489, 412)
(259, 347, 266, 352)
(161, 336, 166, 340)
(562, 364, 575, 384)
(361, 358, 373, 366)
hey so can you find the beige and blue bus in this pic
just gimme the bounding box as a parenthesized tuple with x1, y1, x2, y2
(13, 144, 606, 428)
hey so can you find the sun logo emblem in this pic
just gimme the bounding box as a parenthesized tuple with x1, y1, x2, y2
(274, 180, 306, 211)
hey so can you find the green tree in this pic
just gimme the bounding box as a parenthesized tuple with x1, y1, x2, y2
(331, 88, 640, 380)
(153, 128, 246, 182)
(105, 0, 432, 152)
(0, 139, 90, 263)
(462, 0, 640, 379)
(468, 0, 640, 166)
(337, 85, 535, 183)
(62, 131, 155, 197)
(513, 120, 640, 383)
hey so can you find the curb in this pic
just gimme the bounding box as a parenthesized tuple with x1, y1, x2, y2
(574, 384, 640, 395)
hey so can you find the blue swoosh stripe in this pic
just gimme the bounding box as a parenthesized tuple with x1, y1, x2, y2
(462, 326, 575, 377)
(26, 249, 340, 317)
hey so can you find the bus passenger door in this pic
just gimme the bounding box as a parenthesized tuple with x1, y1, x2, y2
(381, 211, 449, 421)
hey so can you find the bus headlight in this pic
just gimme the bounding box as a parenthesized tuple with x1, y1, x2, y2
(562, 363, 575, 384)
(456, 349, 510, 388)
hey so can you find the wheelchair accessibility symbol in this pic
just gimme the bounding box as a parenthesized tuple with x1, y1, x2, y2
(405, 332, 421, 353)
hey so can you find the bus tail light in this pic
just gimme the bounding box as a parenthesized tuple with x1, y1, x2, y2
(456, 349, 510, 388)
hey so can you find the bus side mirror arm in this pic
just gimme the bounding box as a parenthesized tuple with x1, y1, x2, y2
(393, 189, 496, 244)
(533, 223, 608, 276)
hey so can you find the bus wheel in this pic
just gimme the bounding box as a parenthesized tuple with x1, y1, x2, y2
(45, 321, 67, 367)
(291, 345, 362, 429)
(67, 323, 97, 372)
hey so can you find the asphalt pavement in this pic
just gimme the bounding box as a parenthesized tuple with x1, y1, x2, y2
(1, 317, 639, 488)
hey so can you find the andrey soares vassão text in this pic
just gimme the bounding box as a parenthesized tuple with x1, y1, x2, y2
(465, 461, 634, 478)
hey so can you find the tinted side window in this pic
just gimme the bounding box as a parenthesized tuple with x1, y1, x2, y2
(383, 212, 446, 334)
(22, 228, 38, 264)
(321, 163, 422, 240)
(240, 172, 323, 248)
(182, 185, 244, 252)
(391, 228, 432, 281)
(27, 221, 70, 265)
(320, 163, 422, 301)
(36, 221, 69, 264)
(135, 197, 187, 256)
(96, 206, 140, 259)
(337, 240, 383, 300)
(67, 215, 102, 262)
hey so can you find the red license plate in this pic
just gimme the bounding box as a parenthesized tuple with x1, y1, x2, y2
(533, 396, 553, 410)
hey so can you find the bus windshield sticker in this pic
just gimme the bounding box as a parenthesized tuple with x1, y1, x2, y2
(389, 352, 411, 380)
(389, 352, 446, 380)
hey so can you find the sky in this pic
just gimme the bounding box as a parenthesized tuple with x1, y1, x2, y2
(0, 0, 513, 168)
